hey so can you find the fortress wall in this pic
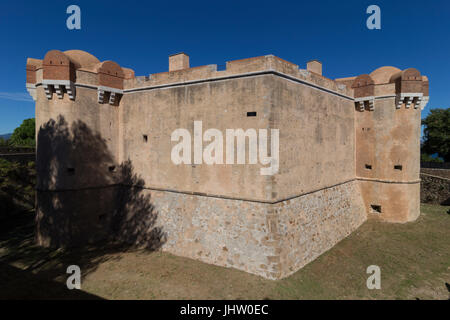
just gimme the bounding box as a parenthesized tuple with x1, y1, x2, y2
(128, 180, 366, 280)
(120, 75, 274, 202)
(355, 97, 421, 222)
(143, 189, 280, 279)
(125, 55, 353, 98)
(268, 75, 356, 200)
(356, 98, 421, 181)
(34, 81, 122, 247)
(118, 71, 365, 279)
(75, 69, 98, 85)
(276, 180, 366, 278)
(35, 86, 120, 191)
(28, 49, 427, 278)
(36, 186, 121, 247)
(358, 181, 420, 222)
(225, 56, 272, 73)
(145, 64, 217, 86)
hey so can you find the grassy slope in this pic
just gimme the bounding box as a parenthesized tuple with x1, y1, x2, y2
(0, 204, 449, 300)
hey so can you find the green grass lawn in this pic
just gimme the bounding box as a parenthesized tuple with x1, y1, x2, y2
(0, 204, 449, 300)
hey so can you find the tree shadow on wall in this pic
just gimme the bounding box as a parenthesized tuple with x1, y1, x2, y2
(36, 115, 166, 249)
(0, 115, 166, 299)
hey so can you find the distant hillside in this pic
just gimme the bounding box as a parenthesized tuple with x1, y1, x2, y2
(0, 133, 12, 140)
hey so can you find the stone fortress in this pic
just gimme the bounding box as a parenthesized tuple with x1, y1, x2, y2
(26, 50, 429, 279)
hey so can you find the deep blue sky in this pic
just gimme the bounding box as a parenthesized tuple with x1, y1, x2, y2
(0, 0, 448, 134)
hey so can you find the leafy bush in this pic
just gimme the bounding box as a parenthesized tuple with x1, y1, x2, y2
(0, 137, 11, 146)
(0, 158, 36, 219)
(421, 153, 444, 163)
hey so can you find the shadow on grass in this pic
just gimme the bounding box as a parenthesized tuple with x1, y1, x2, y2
(0, 210, 106, 299)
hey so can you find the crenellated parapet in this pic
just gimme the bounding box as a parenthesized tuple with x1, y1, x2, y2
(123, 54, 353, 98)
(25, 58, 41, 101)
(41, 50, 76, 100)
(389, 68, 429, 109)
(96, 61, 125, 105)
(345, 66, 430, 112)
(352, 74, 375, 111)
(26, 49, 134, 105)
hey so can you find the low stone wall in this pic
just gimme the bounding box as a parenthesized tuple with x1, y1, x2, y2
(0, 147, 34, 153)
(0, 153, 35, 163)
(421, 168, 450, 179)
(420, 173, 450, 205)
(0, 147, 35, 163)
(421, 161, 450, 169)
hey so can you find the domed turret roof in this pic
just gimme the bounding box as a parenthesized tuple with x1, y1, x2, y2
(369, 66, 401, 84)
(63, 50, 100, 68)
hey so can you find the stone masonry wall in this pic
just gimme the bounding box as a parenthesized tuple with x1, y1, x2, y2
(143, 189, 278, 279)
(138, 180, 366, 280)
(421, 168, 450, 179)
(276, 180, 366, 278)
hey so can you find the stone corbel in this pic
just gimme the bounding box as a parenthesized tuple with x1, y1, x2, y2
(43, 83, 53, 99)
(65, 82, 75, 100)
(109, 92, 117, 105)
(26, 83, 37, 101)
(396, 93, 423, 109)
(357, 100, 365, 111)
(355, 96, 375, 111)
(97, 86, 123, 105)
(420, 96, 429, 110)
(55, 85, 64, 99)
(42, 80, 76, 100)
(97, 89, 105, 103)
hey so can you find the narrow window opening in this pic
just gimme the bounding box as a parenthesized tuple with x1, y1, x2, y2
(365, 164, 372, 170)
(67, 167, 75, 175)
(143, 134, 148, 142)
(247, 111, 257, 117)
(370, 205, 382, 214)
(394, 165, 403, 171)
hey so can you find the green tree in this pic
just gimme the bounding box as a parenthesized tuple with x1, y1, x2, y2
(10, 118, 35, 147)
(0, 137, 11, 146)
(420, 152, 443, 163)
(422, 108, 450, 162)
